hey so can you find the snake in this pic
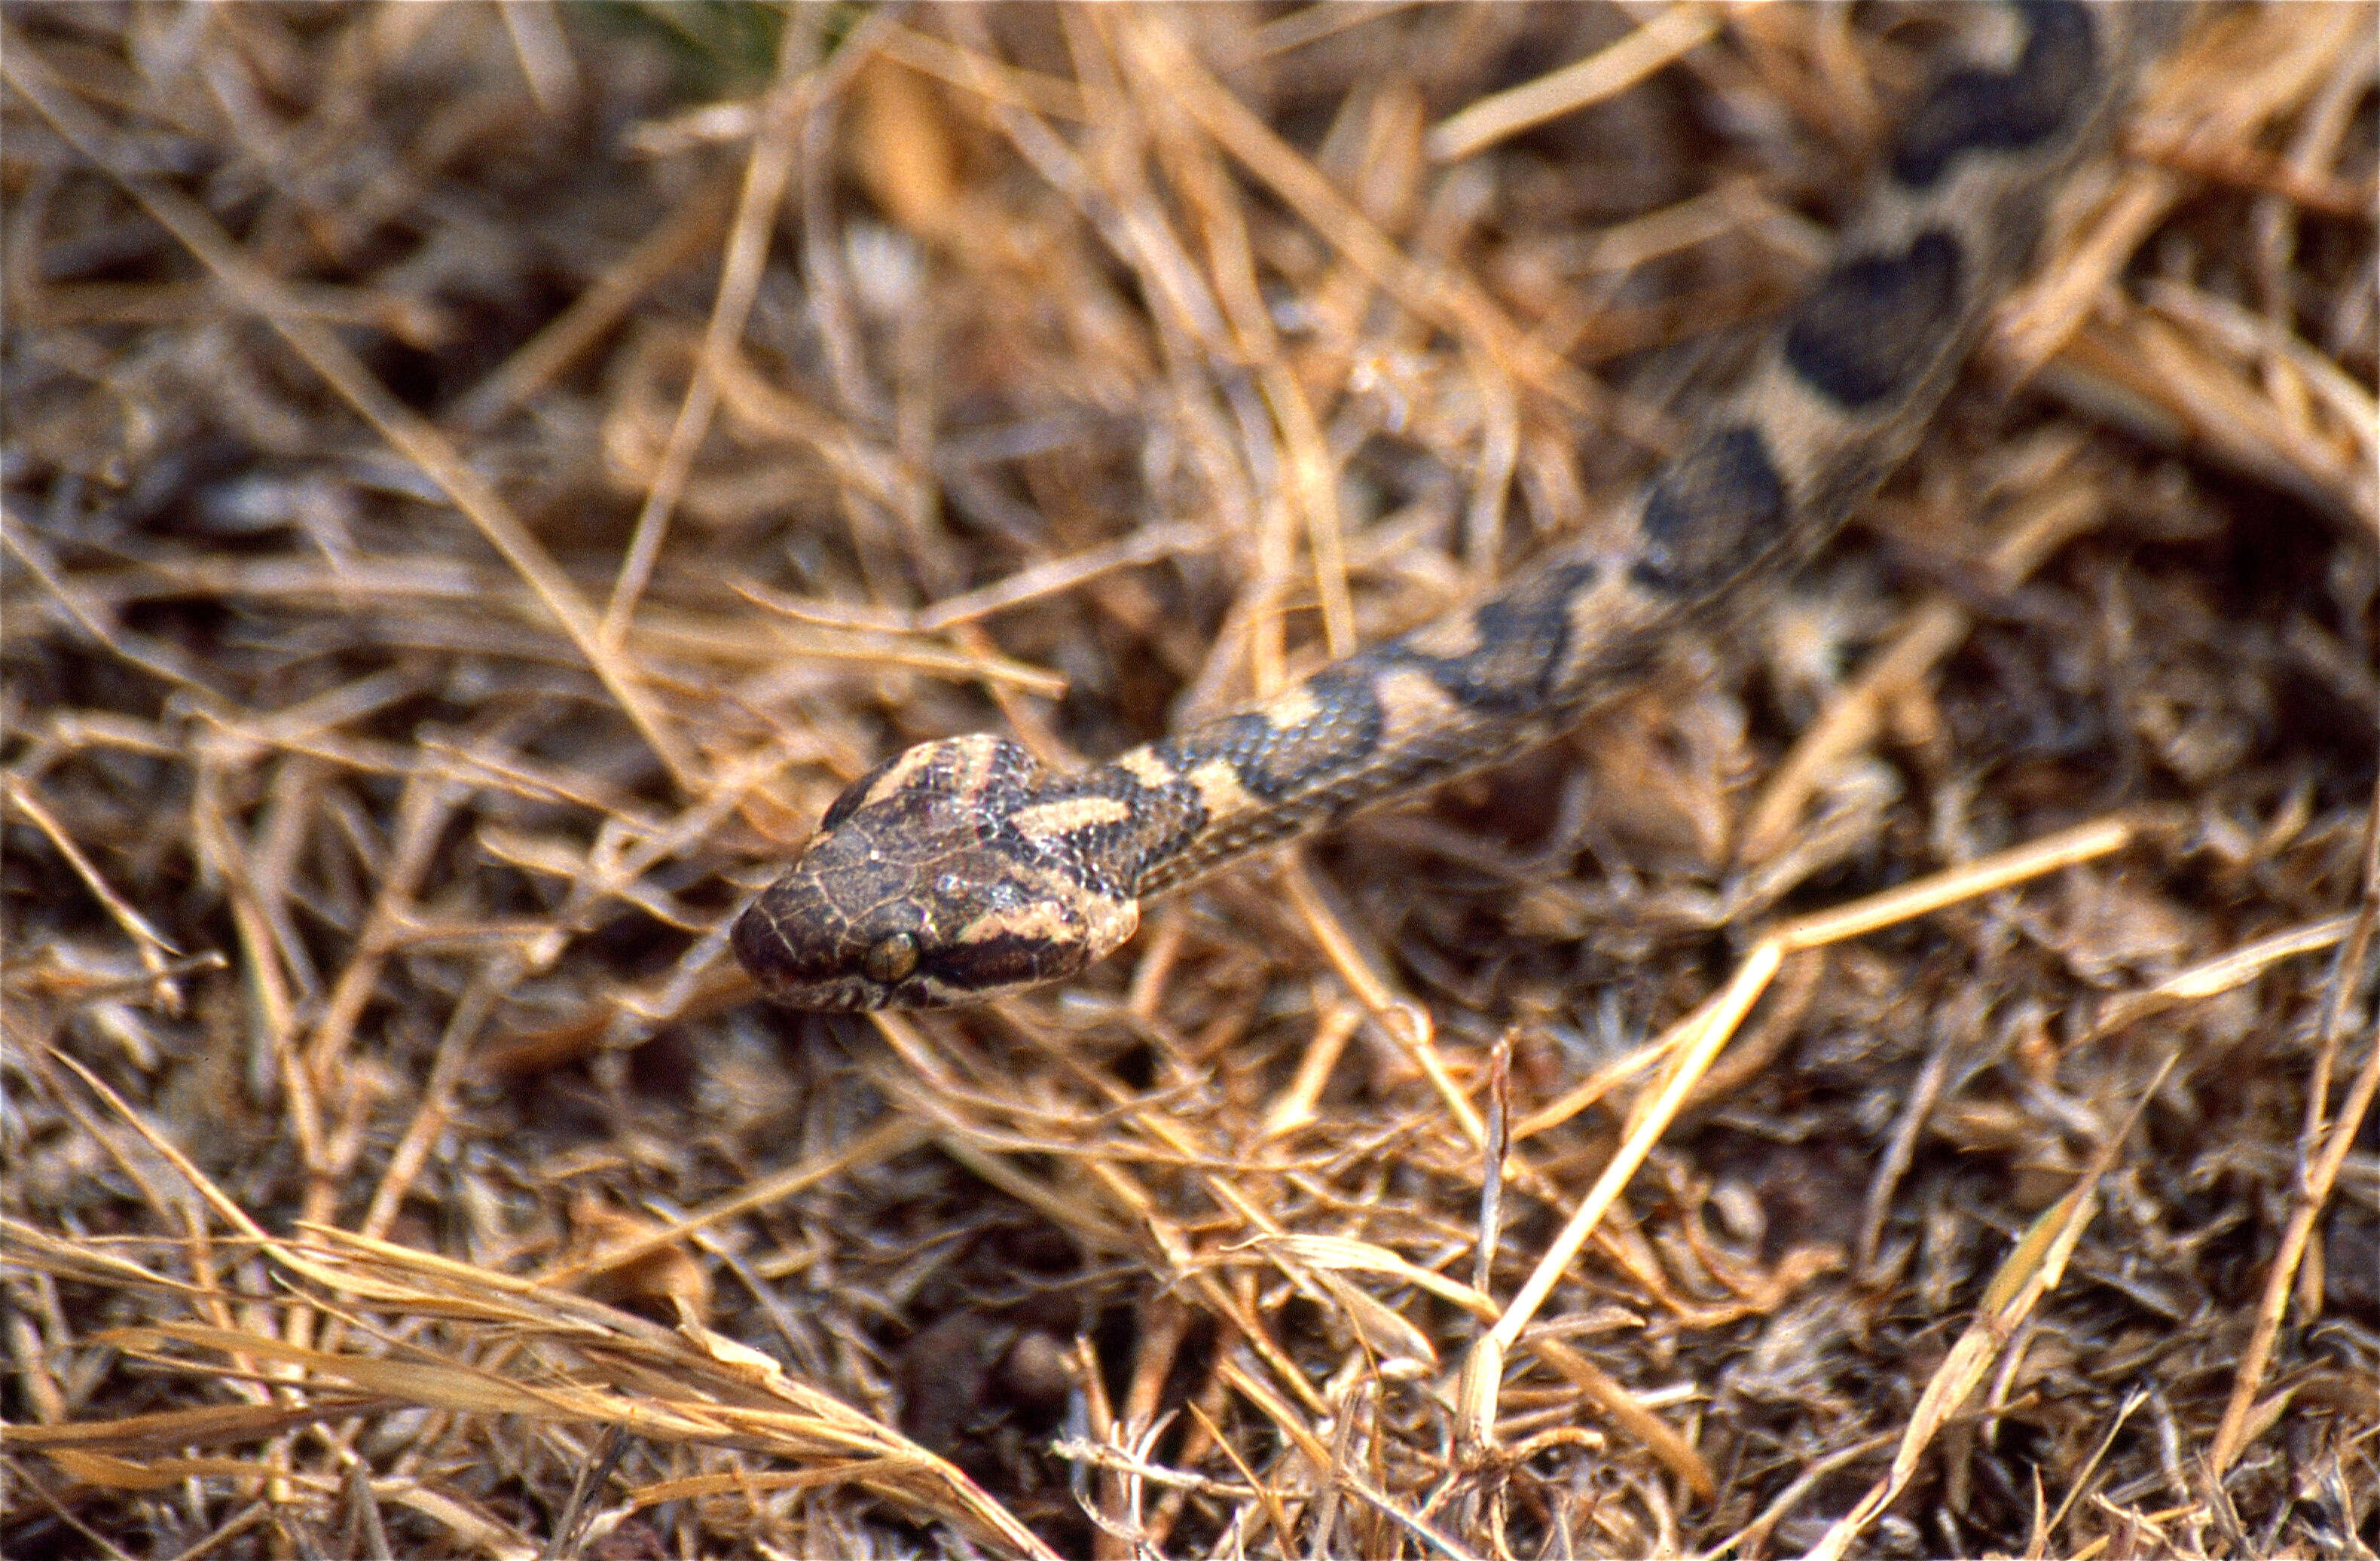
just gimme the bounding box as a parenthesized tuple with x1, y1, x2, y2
(735, 1, 2181, 1011)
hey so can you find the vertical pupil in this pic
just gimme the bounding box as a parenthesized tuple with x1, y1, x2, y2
(867, 934, 918, 982)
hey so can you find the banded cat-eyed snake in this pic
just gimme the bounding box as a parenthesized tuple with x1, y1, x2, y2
(734, 2, 2187, 1012)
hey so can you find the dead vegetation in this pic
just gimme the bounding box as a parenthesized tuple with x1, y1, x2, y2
(3, 2, 2375, 1556)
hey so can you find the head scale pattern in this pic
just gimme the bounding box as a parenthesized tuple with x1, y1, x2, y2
(733, 735, 1141, 1010)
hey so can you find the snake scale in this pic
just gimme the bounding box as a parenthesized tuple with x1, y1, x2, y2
(736, 1, 2181, 1011)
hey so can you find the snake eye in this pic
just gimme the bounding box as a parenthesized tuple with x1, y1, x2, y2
(863, 932, 921, 985)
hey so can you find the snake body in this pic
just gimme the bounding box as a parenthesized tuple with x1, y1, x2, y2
(736, 2, 2177, 1011)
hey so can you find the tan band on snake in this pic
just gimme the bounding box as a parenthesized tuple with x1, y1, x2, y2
(736, 2, 2182, 1011)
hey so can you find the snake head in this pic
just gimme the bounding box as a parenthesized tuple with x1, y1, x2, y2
(732, 735, 1140, 1010)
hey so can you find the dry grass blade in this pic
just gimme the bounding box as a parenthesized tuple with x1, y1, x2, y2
(22, 1221, 1062, 1559)
(2207, 805, 2380, 1477)
(1425, 5, 1722, 165)
(1799, 1052, 2181, 1561)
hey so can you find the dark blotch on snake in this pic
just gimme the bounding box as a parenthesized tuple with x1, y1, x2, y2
(1891, 0, 2097, 188)
(1155, 662, 1385, 803)
(1783, 228, 1967, 412)
(1020, 768, 1206, 889)
(1630, 426, 1789, 597)
(1382, 561, 1602, 714)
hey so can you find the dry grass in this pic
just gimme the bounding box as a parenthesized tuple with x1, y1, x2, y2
(4, 3, 2375, 1557)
